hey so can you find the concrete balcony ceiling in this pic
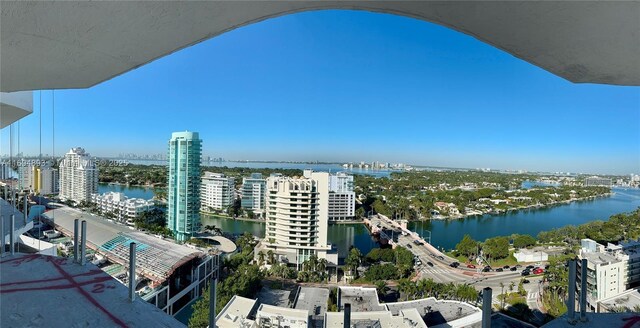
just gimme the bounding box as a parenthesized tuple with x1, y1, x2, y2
(1, 1, 639, 93)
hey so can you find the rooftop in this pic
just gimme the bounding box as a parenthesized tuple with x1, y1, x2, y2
(0, 254, 184, 327)
(385, 298, 479, 326)
(294, 287, 329, 318)
(581, 250, 620, 265)
(324, 309, 427, 328)
(542, 313, 640, 328)
(215, 295, 258, 328)
(598, 288, 640, 312)
(338, 286, 386, 312)
(44, 206, 203, 282)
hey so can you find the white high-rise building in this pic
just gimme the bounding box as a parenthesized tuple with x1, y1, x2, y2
(259, 172, 335, 269)
(326, 172, 356, 222)
(201, 172, 235, 211)
(59, 148, 98, 203)
(241, 173, 267, 212)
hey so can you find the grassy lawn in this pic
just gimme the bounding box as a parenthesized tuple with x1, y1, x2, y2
(445, 250, 518, 267)
(486, 251, 518, 267)
(498, 292, 527, 306)
(444, 251, 472, 264)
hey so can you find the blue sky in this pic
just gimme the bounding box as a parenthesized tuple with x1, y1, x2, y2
(1, 10, 639, 174)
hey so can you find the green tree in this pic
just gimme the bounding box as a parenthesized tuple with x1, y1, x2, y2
(483, 236, 509, 262)
(513, 234, 537, 248)
(456, 234, 479, 259)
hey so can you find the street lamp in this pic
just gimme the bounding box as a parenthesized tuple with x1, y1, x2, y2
(422, 230, 432, 245)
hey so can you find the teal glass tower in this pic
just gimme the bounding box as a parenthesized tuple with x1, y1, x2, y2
(167, 131, 202, 242)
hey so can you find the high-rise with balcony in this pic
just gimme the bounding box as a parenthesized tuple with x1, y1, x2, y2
(578, 238, 640, 311)
(241, 173, 266, 212)
(167, 131, 202, 242)
(260, 173, 334, 269)
(327, 172, 356, 222)
(201, 172, 235, 211)
(59, 147, 98, 203)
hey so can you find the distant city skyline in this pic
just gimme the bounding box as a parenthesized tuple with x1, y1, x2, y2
(1, 10, 638, 175)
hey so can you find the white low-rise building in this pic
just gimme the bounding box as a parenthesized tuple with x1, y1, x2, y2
(514, 249, 549, 263)
(91, 192, 154, 223)
(578, 238, 640, 311)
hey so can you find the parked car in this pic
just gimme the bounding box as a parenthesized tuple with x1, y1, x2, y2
(449, 262, 460, 268)
(503, 265, 510, 269)
(522, 279, 530, 284)
(467, 264, 476, 269)
(510, 267, 518, 271)
(482, 266, 491, 272)
(521, 270, 531, 276)
(406, 243, 413, 249)
(526, 265, 535, 270)
(427, 262, 434, 267)
(496, 268, 503, 272)
(533, 268, 544, 275)
(437, 255, 444, 260)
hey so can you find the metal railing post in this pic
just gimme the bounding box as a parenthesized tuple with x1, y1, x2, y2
(129, 242, 137, 302)
(343, 303, 351, 328)
(10, 214, 15, 255)
(567, 260, 577, 322)
(80, 220, 87, 265)
(23, 195, 28, 224)
(482, 287, 492, 328)
(73, 219, 79, 263)
(209, 277, 217, 327)
(0, 214, 4, 257)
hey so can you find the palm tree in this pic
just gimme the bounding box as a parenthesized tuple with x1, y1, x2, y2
(308, 255, 318, 272)
(418, 279, 429, 298)
(267, 250, 275, 265)
(317, 258, 328, 282)
(375, 280, 389, 298)
(398, 279, 412, 301)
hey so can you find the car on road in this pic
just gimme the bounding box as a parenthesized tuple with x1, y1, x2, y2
(449, 262, 460, 268)
(521, 270, 531, 276)
(437, 255, 444, 260)
(522, 279, 530, 284)
(467, 264, 476, 269)
(533, 268, 544, 275)
(526, 265, 535, 270)
(496, 268, 503, 272)
(482, 266, 491, 272)
(406, 243, 413, 249)
(503, 265, 510, 269)
(427, 261, 434, 267)
(510, 267, 518, 271)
